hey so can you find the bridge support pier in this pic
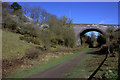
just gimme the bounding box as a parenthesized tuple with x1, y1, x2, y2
(77, 37, 81, 46)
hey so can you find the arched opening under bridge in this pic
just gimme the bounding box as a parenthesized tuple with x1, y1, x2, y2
(79, 28, 106, 48)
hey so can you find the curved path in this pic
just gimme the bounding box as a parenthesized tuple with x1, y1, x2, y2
(29, 50, 93, 78)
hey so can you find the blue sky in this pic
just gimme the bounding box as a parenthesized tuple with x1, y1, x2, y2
(14, 2, 118, 25)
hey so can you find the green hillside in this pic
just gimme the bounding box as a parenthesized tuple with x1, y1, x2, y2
(2, 30, 38, 59)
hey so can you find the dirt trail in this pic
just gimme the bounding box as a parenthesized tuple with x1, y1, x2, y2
(29, 50, 92, 78)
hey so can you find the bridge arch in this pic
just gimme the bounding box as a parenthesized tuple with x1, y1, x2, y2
(79, 28, 104, 36)
(77, 28, 105, 45)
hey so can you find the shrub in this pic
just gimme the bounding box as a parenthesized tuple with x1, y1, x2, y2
(19, 36, 24, 40)
(24, 37, 32, 43)
(19, 35, 33, 43)
(2, 12, 22, 32)
(3, 16, 18, 31)
(48, 24, 76, 48)
(62, 27, 76, 47)
(38, 30, 54, 50)
(46, 15, 76, 48)
(18, 24, 37, 36)
(24, 34, 30, 37)
(99, 45, 108, 54)
(51, 39, 58, 45)
(32, 37, 41, 45)
(25, 48, 40, 59)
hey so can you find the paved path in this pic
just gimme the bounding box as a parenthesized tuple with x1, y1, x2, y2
(29, 50, 92, 78)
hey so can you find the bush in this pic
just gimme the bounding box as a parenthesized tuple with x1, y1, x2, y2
(38, 30, 54, 50)
(3, 16, 18, 31)
(62, 27, 76, 47)
(51, 39, 58, 45)
(17, 24, 39, 36)
(25, 48, 40, 59)
(19, 35, 33, 43)
(19, 36, 24, 40)
(99, 45, 108, 54)
(24, 37, 32, 43)
(32, 37, 41, 45)
(48, 24, 76, 48)
(46, 15, 77, 48)
(2, 12, 22, 32)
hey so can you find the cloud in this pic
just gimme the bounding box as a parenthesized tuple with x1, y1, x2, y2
(99, 19, 113, 24)
(99, 20, 105, 24)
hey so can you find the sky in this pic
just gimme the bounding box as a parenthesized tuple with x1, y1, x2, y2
(9, 2, 118, 37)
(14, 2, 118, 25)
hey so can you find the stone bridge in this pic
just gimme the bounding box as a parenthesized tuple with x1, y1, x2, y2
(73, 24, 120, 45)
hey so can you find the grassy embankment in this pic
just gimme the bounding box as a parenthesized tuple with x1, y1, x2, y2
(2, 30, 91, 78)
(2, 30, 38, 59)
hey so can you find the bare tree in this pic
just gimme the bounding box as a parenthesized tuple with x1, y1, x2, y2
(46, 14, 58, 26)
(67, 18, 73, 27)
(28, 6, 45, 23)
(22, 4, 30, 15)
(24, 6, 51, 23)
(34, 6, 42, 23)
(30, 7, 36, 20)
(60, 16, 68, 25)
(60, 16, 73, 27)
(40, 9, 50, 24)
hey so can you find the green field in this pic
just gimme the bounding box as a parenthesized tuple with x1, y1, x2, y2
(2, 30, 38, 59)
